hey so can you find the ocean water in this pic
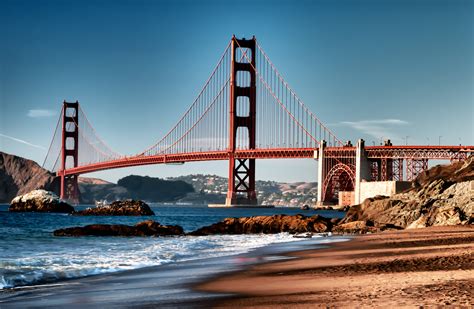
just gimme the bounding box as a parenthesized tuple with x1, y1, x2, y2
(0, 204, 345, 290)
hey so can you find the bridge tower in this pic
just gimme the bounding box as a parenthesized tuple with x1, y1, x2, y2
(226, 36, 258, 206)
(59, 100, 80, 204)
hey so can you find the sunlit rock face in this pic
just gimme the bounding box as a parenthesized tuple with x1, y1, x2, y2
(341, 157, 474, 229)
(9, 189, 74, 213)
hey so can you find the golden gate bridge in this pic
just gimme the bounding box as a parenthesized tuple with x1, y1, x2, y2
(42, 36, 473, 205)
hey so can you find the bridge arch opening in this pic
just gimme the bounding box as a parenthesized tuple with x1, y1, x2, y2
(322, 163, 355, 204)
(235, 48, 252, 64)
(236, 96, 250, 117)
(66, 137, 75, 150)
(236, 126, 249, 150)
(236, 71, 251, 88)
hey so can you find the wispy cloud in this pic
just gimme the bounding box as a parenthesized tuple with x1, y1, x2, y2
(0, 133, 46, 149)
(27, 109, 56, 118)
(335, 119, 409, 127)
(331, 119, 409, 142)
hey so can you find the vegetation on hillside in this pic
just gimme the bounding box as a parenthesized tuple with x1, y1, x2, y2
(117, 175, 194, 202)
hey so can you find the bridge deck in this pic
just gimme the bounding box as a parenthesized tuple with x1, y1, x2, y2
(59, 145, 473, 176)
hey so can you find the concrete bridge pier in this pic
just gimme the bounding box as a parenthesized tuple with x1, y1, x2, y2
(354, 139, 371, 205)
(316, 140, 326, 205)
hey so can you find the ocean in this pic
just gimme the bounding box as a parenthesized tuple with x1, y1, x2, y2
(0, 204, 345, 290)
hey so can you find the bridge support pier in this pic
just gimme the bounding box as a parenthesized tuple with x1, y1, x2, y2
(316, 141, 326, 205)
(225, 36, 258, 206)
(59, 100, 80, 204)
(355, 139, 371, 205)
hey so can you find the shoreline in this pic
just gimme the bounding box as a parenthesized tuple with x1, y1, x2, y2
(0, 234, 348, 308)
(2, 225, 472, 307)
(196, 225, 474, 307)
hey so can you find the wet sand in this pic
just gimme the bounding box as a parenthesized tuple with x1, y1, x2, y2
(0, 236, 348, 308)
(197, 226, 474, 308)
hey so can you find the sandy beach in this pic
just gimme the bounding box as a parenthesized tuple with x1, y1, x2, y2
(197, 226, 474, 308)
(1, 226, 472, 308)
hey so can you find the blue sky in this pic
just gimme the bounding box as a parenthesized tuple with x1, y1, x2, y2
(1, 0, 473, 183)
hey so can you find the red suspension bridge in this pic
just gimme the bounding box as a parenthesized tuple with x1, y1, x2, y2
(42, 36, 473, 205)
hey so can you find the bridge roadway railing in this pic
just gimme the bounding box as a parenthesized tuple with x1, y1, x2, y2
(59, 145, 473, 177)
(364, 145, 473, 160)
(60, 148, 319, 176)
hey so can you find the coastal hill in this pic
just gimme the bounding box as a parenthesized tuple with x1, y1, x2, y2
(171, 174, 317, 206)
(0, 152, 59, 203)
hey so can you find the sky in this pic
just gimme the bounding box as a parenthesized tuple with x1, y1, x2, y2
(1, 0, 473, 183)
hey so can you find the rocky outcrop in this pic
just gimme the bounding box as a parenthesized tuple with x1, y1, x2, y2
(75, 200, 155, 216)
(9, 190, 74, 213)
(333, 220, 402, 234)
(189, 214, 333, 236)
(54, 220, 184, 236)
(341, 157, 474, 229)
(0, 152, 59, 203)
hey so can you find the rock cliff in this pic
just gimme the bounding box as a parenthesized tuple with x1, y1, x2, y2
(341, 157, 474, 229)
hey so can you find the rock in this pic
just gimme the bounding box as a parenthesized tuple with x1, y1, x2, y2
(313, 206, 333, 211)
(414, 157, 474, 188)
(333, 220, 402, 234)
(9, 190, 74, 213)
(333, 220, 378, 234)
(340, 157, 474, 229)
(54, 220, 184, 237)
(188, 214, 333, 236)
(75, 200, 155, 216)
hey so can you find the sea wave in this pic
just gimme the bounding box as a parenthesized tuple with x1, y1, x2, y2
(0, 233, 304, 289)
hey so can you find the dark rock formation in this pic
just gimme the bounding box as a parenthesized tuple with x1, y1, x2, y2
(189, 214, 333, 236)
(9, 190, 74, 213)
(333, 220, 402, 234)
(340, 157, 474, 229)
(75, 200, 155, 216)
(0, 152, 59, 203)
(54, 220, 184, 237)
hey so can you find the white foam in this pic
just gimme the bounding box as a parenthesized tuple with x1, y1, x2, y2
(0, 233, 304, 289)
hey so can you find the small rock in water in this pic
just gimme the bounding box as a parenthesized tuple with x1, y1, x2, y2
(53, 220, 184, 237)
(75, 199, 155, 216)
(9, 190, 74, 213)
